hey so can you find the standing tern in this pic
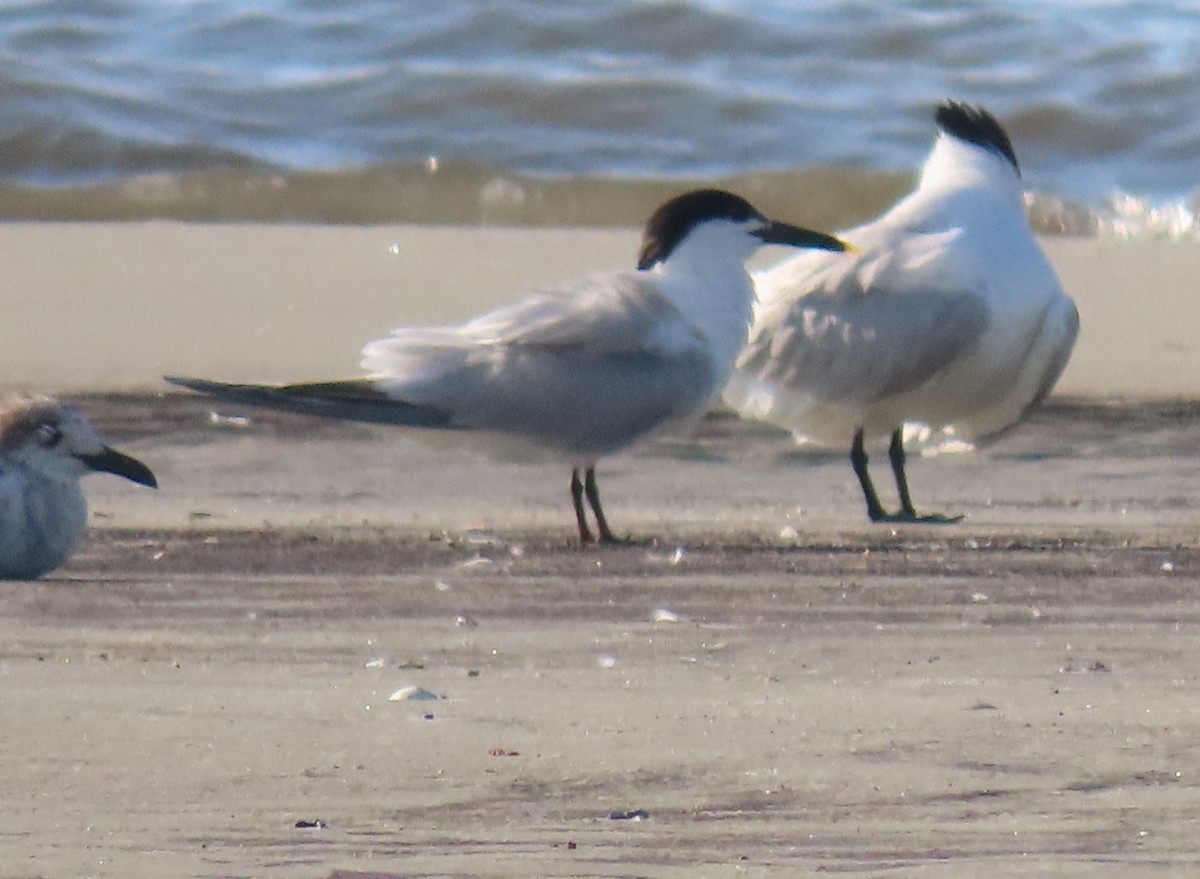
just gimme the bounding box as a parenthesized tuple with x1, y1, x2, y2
(0, 395, 157, 579)
(724, 101, 1079, 523)
(167, 189, 850, 543)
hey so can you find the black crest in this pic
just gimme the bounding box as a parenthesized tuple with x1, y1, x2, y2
(935, 100, 1019, 173)
(637, 189, 763, 270)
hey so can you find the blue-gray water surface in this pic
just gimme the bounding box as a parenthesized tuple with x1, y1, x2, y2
(2, 0, 1198, 229)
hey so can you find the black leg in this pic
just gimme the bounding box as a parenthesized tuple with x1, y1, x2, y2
(584, 467, 621, 544)
(852, 428, 962, 524)
(887, 428, 963, 524)
(851, 429, 891, 522)
(570, 468, 594, 544)
(888, 428, 918, 518)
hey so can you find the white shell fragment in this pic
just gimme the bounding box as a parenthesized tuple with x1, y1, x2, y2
(207, 411, 251, 429)
(388, 685, 440, 702)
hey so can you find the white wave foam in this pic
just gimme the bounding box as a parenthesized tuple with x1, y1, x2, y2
(1026, 190, 1200, 241)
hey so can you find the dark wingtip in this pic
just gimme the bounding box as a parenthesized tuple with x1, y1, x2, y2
(164, 375, 260, 400)
(164, 375, 453, 429)
(164, 375, 212, 393)
(935, 100, 1019, 173)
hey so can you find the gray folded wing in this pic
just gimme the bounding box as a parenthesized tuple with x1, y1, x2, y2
(1026, 299, 1080, 409)
(738, 257, 991, 405)
(357, 273, 720, 456)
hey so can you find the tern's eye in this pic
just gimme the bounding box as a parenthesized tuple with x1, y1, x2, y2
(37, 424, 64, 449)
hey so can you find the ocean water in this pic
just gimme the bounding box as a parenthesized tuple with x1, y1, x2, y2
(1, 0, 1198, 233)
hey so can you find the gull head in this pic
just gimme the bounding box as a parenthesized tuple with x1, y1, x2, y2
(637, 188, 851, 272)
(0, 395, 157, 489)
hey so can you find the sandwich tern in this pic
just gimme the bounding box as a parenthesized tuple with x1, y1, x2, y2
(168, 189, 850, 543)
(725, 101, 1079, 523)
(0, 395, 157, 579)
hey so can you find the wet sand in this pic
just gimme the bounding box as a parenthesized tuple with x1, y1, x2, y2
(3, 395, 1200, 878)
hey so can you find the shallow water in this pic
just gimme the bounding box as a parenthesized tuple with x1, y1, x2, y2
(2, 1, 1199, 229)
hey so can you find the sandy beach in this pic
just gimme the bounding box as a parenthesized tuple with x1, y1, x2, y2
(3, 223, 1199, 397)
(2, 224, 1200, 878)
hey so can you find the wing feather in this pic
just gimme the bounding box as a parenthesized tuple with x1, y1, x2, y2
(359, 274, 716, 456)
(738, 235, 991, 406)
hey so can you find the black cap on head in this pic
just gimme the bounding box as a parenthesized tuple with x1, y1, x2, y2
(935, 100, 1020, 174)
(637, 189, 764, 270)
